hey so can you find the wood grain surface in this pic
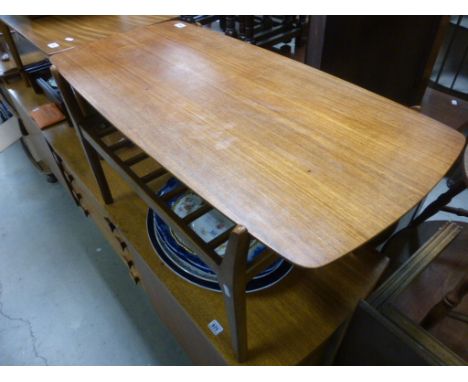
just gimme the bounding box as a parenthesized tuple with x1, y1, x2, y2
(43, 121, 388, 365)
(0, 15, 176, 56)
(51, 22, 465, 268)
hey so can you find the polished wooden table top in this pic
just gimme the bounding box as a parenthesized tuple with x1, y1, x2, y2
(51, 22, 465, 268)
(0, 15, 176, 56)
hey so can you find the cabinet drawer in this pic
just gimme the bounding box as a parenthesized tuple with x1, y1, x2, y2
(49, 147, 141, 285)
(80, 193, 141, 285)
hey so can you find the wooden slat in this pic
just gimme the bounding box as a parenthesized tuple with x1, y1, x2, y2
(160, 184, 188, 202)
(80, 115, 114, 137)
(208, 227, 234, 249)
(96, 125, 117, 138)
(440, 205, 468, 217)
(81, 126, 223, 270)
(140, 168, 168, 183)
(182, 204, 212, 223)
(51, 22, 465, 268)
(246, 249, 281, 280)
(123, 152, 149, 166)
(108, 138, 134, 152)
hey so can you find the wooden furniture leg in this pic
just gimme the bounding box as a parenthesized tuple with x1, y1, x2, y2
(225, 16, 237, 38)
(411, 179, 466, 226)
(51, 66, 113, 204)
(283, 16, 294, 30)
(219, 16, 226, 32)
(244, 16, 254, 43)
(217, 225, 250, 362)
(0, 20, 29, 86)
(238, 16, 246, 40)
(296, 16, 308, 47)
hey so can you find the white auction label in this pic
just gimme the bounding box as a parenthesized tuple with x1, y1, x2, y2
(174, 23, 186, 29)
(65, 37, 75, 42)
(208, 320, 223, 336)
(47, 42, 60, 48)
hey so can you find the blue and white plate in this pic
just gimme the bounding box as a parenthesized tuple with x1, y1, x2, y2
(147, 178, 293, 292)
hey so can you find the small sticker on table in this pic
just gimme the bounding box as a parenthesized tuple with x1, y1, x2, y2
(174, 22, 186, 28)
(208, 320, 223, 336)
(65, 37, 74, 42)
(48, 42, 60, 49)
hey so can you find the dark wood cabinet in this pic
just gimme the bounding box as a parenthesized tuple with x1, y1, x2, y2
(305, 16, 448, 106)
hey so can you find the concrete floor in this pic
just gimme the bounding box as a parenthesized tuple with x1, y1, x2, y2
(0, 141, 191, 365)
(1, 138, 467, 366)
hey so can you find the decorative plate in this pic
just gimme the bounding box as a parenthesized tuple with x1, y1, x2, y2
(147, 178, 293, 292)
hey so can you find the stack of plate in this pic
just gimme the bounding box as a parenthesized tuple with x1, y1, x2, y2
(147, 178, 293, 292)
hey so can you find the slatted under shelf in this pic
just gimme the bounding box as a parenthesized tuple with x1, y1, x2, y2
(42, 117, 388, 365)
(80, 114, 281, 276)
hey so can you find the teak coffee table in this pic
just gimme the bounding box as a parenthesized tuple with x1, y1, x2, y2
(50, 21, 465, 362)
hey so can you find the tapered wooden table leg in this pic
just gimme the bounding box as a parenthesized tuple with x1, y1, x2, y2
(51, 66, 113, 204)
(218, 225, 250, 362)
(0, 20, 30, 86)
(80, 137, 114, 204)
